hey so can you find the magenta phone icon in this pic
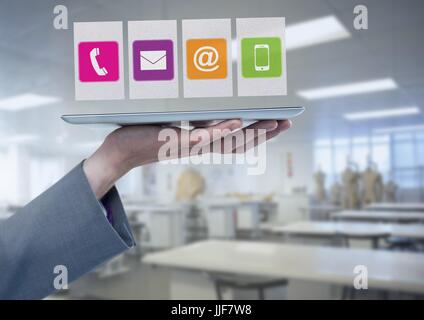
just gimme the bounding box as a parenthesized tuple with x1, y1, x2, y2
(78, 41, 119, 82)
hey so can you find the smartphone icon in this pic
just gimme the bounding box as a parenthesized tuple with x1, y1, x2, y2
(90, 48, 108, 76)
(254, 44, 270, 71)
(241, 37, 282, 78)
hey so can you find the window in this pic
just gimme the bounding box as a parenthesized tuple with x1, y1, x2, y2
(371, 135, 390, 178)
(314, 130, 424, 189)
(314, 144, 332, 187)
(352, 136, 369, 171)
(393, 133, 415, 168)
(333, 139, 350, 177)
(416, 132, 424, 166)
(394, 169, 419, 189)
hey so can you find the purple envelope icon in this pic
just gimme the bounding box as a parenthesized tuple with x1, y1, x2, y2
(133, 40, 174, 81)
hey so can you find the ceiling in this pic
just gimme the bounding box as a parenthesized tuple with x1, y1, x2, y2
(0, 0, 423, 152)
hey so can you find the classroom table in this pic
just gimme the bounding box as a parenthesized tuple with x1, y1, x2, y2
(263, 221, 424, 239)
(262, 221, 424, 249)
(143, 240, 424, 298)
(331, 210, 424, 223)
(366, 203, 424, 212)
(300, 204, 342, 221)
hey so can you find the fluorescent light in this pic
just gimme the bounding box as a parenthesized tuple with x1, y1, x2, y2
(298, 78, 398, 100)
(0, 93, 60, 111)
(286, 15, 351, 51)
(344, 107, 420, 121)
(374, 124, 424, 134)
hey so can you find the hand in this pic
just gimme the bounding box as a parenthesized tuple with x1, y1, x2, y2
(83, 119, 291, 199)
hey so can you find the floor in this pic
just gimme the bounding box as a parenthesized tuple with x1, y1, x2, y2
(67, 254, 171, 299)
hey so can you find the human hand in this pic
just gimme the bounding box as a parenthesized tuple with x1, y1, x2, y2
(83, 119, 291, 199)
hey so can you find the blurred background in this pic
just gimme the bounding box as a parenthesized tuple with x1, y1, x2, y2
(1, 0, 424, 300)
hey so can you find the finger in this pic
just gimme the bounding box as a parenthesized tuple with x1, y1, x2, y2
(188, 119, 242, 147)
(162, 119, 242, 158)
(190, 120, 222, 127)
(239, 120, 279, 146)
(246, 120, 279, 129)
(233, 119, 291, 153)
(268, 119, 292, 136)
(217, 120, 278, 153)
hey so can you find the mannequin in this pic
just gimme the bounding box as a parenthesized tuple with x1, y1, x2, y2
(362, 158, 383, 205)
(342, 159, 360, 209)
(314, 166, 326, 203)
(176, 169, 205, 201)
(374, 163, 384, 202)
(330, 178, 342, 206)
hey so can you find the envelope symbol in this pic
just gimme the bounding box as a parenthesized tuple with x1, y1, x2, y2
(140, 50, 167, 71)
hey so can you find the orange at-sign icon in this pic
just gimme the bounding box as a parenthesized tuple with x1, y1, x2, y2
(186, 38, 227, 79)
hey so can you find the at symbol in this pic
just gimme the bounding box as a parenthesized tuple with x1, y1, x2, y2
(193, 46, 219, 72)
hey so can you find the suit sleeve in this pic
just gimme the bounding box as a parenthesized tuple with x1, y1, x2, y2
(0, 162, 135, 299)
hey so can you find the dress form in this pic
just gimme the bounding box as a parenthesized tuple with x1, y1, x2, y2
(176, 169, 205, 201)
(330, 181, 342, 206)
(342, 166, 360, 209)
(362, 166, 383, 204)
(314, 170, 326, 203)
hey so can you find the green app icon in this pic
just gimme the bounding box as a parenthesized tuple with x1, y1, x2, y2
(241, 37, 282, 78)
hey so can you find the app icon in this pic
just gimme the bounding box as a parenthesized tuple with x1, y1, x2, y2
(241, 37, 282, 78)
(133, 40, 174, 81)
(78, 41, 119, 82)
(186, 38, 227, 79)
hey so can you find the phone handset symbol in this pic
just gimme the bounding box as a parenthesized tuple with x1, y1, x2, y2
(89, 47, 108, 76)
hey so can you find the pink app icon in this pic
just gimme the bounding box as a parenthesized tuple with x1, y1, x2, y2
(78, 41, 119, 82)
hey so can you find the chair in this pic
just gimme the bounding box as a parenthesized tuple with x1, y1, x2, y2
(385, 236, 420, 252)
(208, 273, 288, 300)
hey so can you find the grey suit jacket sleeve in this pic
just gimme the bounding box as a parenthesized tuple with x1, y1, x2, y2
(0, 162, 135, 299)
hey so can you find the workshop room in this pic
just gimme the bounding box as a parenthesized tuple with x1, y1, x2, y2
(1, 0, 424, 300)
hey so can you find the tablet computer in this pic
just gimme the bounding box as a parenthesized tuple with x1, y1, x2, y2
(61, 107, 304, 126)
